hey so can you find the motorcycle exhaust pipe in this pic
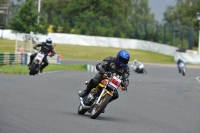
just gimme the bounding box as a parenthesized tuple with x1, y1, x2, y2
(79, 96, 91, 110)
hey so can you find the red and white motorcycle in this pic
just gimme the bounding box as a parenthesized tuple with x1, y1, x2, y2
(29, 49, 47, 75)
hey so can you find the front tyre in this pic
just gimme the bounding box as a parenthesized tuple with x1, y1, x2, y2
(181, 68, 185, 76)
(30, 63, 37, 75)
(78, 104, 87, 115)
(90, 94, 111, 119)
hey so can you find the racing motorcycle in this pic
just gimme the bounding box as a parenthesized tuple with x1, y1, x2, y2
(78, 72, 124, 119)
(131, 62, 147, 74)
(29, 49, 48, 75)
(179, 62, 186, 76)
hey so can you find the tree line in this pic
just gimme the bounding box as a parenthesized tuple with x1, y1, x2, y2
(1, 0, 200, 48)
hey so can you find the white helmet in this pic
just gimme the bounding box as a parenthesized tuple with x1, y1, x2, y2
(46, 38, 52, 46)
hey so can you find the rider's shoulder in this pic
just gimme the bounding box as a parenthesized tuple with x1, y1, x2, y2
(104, 56, 115, 61)
(107, 56, 114, 59)
(126, 64, 130, 69)
(41, 42, 46, 45)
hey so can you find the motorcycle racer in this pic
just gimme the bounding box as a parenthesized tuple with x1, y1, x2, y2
(28, 38, 55, 73)
(177, 58, 186, 73)
(132, 59, 145, 73)
(79, 50, 130, 104)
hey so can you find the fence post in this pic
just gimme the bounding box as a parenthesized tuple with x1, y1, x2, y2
(0, 53, 4, 65)
(145, 21, 148, 40)
(9, 53, 15, 65)
(155, 21, 158, 42)
(171, 24, 174, 46)
(163, 23, 166, 44)
(188, 28, 194, 50)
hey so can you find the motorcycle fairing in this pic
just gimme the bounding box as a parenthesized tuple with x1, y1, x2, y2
(35, 52, 45, 62)
(108, 76, 121, 89)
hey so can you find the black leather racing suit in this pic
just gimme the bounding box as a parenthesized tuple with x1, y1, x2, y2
(86, 56, 130, 101)
(29, 42, 55, 70)
(177, 59, 185, 73)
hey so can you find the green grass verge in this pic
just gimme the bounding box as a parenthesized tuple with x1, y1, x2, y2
(0, 38, 174, 64)
(0, 39, 15, 52)
(1, 38, 198, 74)
(0, 64, 87, 74)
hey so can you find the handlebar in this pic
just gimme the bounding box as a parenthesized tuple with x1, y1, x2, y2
(33, 47, 40, 51)
(99, 71, 126, 87)
(33, 47, 54, 57)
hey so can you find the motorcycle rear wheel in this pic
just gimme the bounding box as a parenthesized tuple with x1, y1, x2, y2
(90, 94, 111, 119)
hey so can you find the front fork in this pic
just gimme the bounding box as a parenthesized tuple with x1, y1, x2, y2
(96, 89, 113, 104)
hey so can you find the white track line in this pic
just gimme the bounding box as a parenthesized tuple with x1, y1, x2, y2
(41, 70, 64, 74)
(27, 70, 63, 75)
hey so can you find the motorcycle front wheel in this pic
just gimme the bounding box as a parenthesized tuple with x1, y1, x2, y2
(29, 63, 37, 75)
(78, 104, 87, 115)
(90, 94, 111, 119)
(181, 68, 185, 76)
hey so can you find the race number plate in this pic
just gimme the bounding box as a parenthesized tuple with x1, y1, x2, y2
(108, 76, 121, 89)
(36, 53, 44, 62)
(179, 63, 184, 68)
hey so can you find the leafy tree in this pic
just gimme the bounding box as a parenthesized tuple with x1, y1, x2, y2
(128, 0, 155, 40)
(163, 0, 200, 47)
(8, 0, 47, 34)
(41, 0, 155, 39)
(163, 0, 197, 26)
(0, 0, 7, 4)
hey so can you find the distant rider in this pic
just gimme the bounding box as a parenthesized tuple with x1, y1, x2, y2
(177, 59, 185, 73)
(79, 50, 130, 109)
(28, 38, 55, 73)
(132, 59, 144, 73)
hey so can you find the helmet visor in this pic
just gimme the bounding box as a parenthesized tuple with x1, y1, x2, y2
(119, 56, 129, 65)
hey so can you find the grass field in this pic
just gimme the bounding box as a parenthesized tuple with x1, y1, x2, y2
(0, 64, 87, 74)
(0, 38, 174, 64)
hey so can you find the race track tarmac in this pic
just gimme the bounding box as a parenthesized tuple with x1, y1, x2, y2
(0, 62, 200, 133)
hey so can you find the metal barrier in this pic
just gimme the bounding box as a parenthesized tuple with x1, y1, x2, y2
(0, 52, 22, 65)
(85, 64, 98, 73)
(0, 52, 58, 65)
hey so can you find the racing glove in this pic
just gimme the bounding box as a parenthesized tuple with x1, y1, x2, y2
(121, 87, 127, 91)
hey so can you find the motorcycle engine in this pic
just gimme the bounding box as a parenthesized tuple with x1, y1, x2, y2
(83, 93, 95, 106)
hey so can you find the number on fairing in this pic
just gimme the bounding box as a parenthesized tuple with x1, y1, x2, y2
(179, 63, 184, 68)
(109, 76, 121, 89)
(36, 53, 44, 62)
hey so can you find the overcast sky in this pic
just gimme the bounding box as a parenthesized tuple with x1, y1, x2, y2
(148, 0, 176, 22)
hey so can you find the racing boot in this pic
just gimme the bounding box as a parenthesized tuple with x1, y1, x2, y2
(79, 79, 96, 97)
(78, 89, 90, 97)
(40, 67, 44, 73)
(28, 56, 34, 69)
(40, 63, 47, 73)
(27, 62, 32, 70)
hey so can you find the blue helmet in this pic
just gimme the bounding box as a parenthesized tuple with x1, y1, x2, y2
(116, 50, 130, 67)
